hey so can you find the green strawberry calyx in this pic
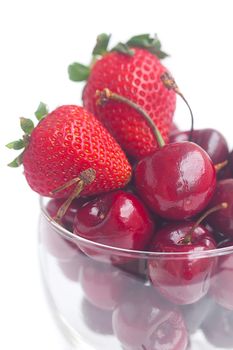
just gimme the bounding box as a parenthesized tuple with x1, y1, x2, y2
(68, 33, 168, 82)
(6, 102, 49, 167)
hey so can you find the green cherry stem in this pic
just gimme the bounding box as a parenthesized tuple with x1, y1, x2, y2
(161, 72, 194, 142)
(96, 88, 165, 148)
(183, 202, 228, 244)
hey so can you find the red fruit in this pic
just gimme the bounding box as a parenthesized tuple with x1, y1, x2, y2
(73, 190, 155, 260)
(57, 250, 87, 282)
(46, 198, 87, 231)
(135, 142, 217, 220)
(81, 298, 113, 335)
(21, 105, 131, 197)
(170, 128, 229, 165)
(112, 285, 188, 350)
(97, 90, 216, 221)
(82, 48, 176, 159)
(211, 239, 233, 310)
(229, 149, 233, 174)
(39, 214, 78, 261)
(207, 179, 233, 237)
(79, 260, 136, 311)
(202, 303, 233, 348)
(148, 222, 217, 304)
(180, 296, 215, 334)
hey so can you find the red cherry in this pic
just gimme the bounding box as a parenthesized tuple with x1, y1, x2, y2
(148, 220, 217, 304)
(57, 250, 87, 282)
(135, 142, 216, 220)
(79, 260, 137, 311)
(202, 303, 233, 348)
(207, 179, 233, 237)
(112, 285, 188, 350)
(116, 258, 148, 281)
(39, 214, 78, 261)
(46, 198, 87, 231)
(180, 296, 215, 334)
(81, 298, 113, 335)
(73, 190, 155, 261)
(96, 89, 216, 221)
(229, 149, 233, 174)
(211, 238, 233, 310)
(170, 128, 229, 164)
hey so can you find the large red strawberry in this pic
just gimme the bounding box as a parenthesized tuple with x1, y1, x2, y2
(68, 34, 176, 159)
(7, 104, 132, 217)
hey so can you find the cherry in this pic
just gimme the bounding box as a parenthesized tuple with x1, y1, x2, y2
(211, 238, 233, 310)
(180, 296, 215, 334)
(217, 162, 233, 180)
(57, 250, 87, 282)
(81, 298, 113, 335)
(97, 89, 217, 221)
(39, 214, 78, 261)
(79, 260, 139, 311)
(116, 258, 148, 281)
(170, 128, 229, 164)
(202, 303, 233, 348)
(112, 285, 188, 350)
(46, 197, 87, 232)
(73, 190, 155, 260)
(147, 205, 226, 304)
(228, 149, 233, 175)
(207, 179, 233, 238)
(135, 142, 216, 220)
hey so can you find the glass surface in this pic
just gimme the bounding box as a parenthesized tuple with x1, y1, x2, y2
(39, 197, 233, 350)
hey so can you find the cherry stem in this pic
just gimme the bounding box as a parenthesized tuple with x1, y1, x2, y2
(50, 168, 96, 223)
(54, 181, 85, 224)
(214, 159, 228, 173)
(161, 72, 194, 142)
(96, 88, 165, 148)
(183, 202, 228, 244)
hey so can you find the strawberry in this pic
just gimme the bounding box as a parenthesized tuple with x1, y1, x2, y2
(7, 103, 132, 219)
(68, 34, 176, 160)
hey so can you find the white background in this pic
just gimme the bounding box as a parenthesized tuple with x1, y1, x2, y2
(1, 0, 233, 349)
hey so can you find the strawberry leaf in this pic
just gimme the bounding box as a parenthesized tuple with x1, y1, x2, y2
(111, 43, 134, 56)
(126, 34, 154, 47)
(8, 152, 24, 167)
(92, 33, 111, 56)
(35, 102, 49, 121)
(20, 117, 34, 135)
(126, 33, 169, 59)
(68, 62, 90, 82)
(6, 139, 25, 150)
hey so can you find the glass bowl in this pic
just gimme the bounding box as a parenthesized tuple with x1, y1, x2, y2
(39, 197, 233, 350)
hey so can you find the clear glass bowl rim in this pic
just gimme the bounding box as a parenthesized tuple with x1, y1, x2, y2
(40, 196, 233, 260)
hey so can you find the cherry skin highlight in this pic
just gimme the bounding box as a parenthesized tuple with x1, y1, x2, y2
(148, 222, 217, 304)
(135, 142, 216, 220)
